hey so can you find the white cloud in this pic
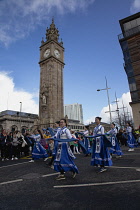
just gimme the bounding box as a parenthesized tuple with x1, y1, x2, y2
(85, 116, 96, 125)
(0, 0, 95, 46)
(130, 0, 140, 13)
(0, 71, 39, 114)
(85, 92, 132, 124)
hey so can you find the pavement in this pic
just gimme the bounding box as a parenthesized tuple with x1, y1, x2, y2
(0, 146, 140, 210)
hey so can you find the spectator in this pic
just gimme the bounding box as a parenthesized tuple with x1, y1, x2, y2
(117, 129, 127, 146)
(12, 132, 20, 160)
(0, 129, 7, 161)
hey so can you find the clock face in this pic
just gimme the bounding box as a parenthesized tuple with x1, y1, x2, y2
(54, 49, 60, 58)
(44, 49, 50, 58)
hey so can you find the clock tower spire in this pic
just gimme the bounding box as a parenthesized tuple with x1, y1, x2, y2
(46, 18, 59, 42)
(39, 19, 64, 128)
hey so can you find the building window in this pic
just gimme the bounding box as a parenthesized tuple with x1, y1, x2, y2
(123, 50, 131, 63)
(120, 40, 128, 51)
(131, 91, 139, 102)
(123, 17, 140, 32)
(129, 77, 137, 91)
(11, 125, 18, 132)
(125, 63, 134, 77)
(124, 21, 131, 31)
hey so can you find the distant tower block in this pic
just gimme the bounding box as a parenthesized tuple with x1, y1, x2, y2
(39, 19, 64, 128)
(64, 103, 84, 124)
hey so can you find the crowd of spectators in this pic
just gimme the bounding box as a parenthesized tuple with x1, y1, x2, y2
(0, 126, 140, 161)
(0, 129, 51, 161)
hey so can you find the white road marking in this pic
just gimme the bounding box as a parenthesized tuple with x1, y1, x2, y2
(0, 179, 23, 185)
(123, 153, 140, 156)
(111, 166, 140, 169)
(42, 172, 59, 177)
(0, 162, 29, 169)
(54, 179, 140, 188)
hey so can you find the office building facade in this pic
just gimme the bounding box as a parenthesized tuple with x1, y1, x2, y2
(64, 103, 84, 124)
(118, 12, 140, 128)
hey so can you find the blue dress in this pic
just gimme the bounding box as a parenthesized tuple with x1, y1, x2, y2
(83, 130, 91, 154)
(30, 134, 48, 160)
(91, 125, 112, 167)
(108, 128, 123, 156)
(54, 127, 79, 174)
(126, 126, 138, 148)
(77, 131, 90, 155)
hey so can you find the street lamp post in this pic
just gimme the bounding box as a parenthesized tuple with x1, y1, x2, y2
(97, 77, 112, 123)
(19, 102, 22, 132)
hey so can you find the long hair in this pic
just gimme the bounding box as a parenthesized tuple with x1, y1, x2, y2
(112, 123, 115, 127)
(127, 122, 131, 127)
(85, 125, 89, 130)
(37, 129, 43, 139)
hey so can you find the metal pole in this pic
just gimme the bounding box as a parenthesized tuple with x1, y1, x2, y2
(20, 102, 22, 132)
(122, 100, 126, 126)
(115, 92, 121, 127)
(105, 77, 112, 123)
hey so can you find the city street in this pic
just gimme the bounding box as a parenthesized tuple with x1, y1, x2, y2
(0, 146, 140, 210)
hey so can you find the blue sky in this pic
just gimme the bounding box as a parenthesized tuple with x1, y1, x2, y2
(0, 0, 140, 124)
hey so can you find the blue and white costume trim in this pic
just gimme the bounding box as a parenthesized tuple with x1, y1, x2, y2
(107, 128, 123, 156)
(91, 125, 112, 166)
(53, 127, 79, 174)
(30, 134, 48, 160)
(126, 126, 138, 148)
(77, 131, 91, 154)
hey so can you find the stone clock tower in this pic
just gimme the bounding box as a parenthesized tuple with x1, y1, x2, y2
(39, 19, 64, 128)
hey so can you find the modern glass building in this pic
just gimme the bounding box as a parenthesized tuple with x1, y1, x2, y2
(118, 12, 140, 128)
(64, 103, 84, 124)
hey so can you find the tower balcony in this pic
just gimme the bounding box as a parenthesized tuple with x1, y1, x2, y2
(118, 25, 140, 40)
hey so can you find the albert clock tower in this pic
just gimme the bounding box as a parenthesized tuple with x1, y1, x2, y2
(39, 19, 64, 128)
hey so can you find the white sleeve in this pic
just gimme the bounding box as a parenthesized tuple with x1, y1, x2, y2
(31, 134, 41, 141)
(54, 131, 58, 138)
(72, 134, 76, 139)
(93, 128, 96, 136)
(114, 128, 118, 134)
(66, 129, 73, 139)
(83, 130, 89, 136)
(106, 130, 111, 134)
(101, 126, 104, 134)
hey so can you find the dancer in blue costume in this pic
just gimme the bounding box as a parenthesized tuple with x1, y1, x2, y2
(126, 122, 138, 151)
(83, 126, 91, 155)
(54, 121, 61, 134)
(47, 122, 61, 167)
(29, 130, 48, 162)
(107, 123, 123, 157)
(77, 126, 91, 156)
(53, 118, 79, 180)
(91, 117, 112, 173)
